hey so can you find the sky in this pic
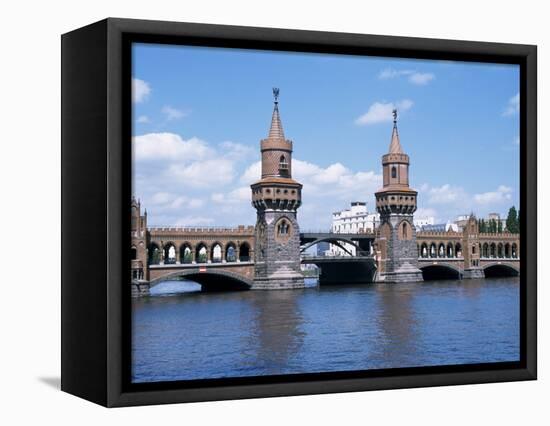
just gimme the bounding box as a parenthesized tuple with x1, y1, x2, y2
(132, 43, 520, 229)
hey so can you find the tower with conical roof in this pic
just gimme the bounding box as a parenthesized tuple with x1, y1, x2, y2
(250, 88, 305, 289)
(375, 110, 423, 283)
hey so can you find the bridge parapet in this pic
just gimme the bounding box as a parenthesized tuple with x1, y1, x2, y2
(417, 231, 462, 238)
(478, 232, 519, 240)
(149, 225, 255, 235)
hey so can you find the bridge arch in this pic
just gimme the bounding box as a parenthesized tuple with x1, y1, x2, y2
(195, 242, 208, 263)
(239, 242, 251, 261)
(300, 237, 365, 256)
(163, 241, 177, 264)
(225, 241, 237, 262)
(210, 241, 223, 263)
(179, 242, 193, 264)
(148, 242, 161, 265)
(149, 269, 252, 291)
(483, 262, 519, 278)
(420, 242, 428, 258)
(420, 263, 462, 280)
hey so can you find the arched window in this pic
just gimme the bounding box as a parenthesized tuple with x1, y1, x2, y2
(391, 166, 397, 179)
(279, 155, 289, 176)
(131, 247, 137, 260)
(278, 220, 289, 235)
(402, 222, 408, 239)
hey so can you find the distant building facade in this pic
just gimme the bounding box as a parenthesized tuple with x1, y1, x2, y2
(328, 201, 378, 256)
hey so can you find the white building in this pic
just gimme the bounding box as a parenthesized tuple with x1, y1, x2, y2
(328, 202, 379, 256)
(414, 216, 435, 229)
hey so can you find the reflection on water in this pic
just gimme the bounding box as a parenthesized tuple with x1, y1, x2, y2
(132, 277, 520, 383)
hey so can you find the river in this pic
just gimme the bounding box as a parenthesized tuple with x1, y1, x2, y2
(132, 277, 519, 383)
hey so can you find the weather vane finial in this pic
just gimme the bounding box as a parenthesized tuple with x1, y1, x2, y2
(273, 87, 280, 103)
(392, 108, 398, 124)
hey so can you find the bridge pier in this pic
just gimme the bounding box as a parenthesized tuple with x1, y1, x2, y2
(462, 267, 485, 279)
(132, 280, 150, 297)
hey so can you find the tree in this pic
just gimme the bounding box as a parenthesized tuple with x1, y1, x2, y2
(497, 220, 503, 233)
(506, 206, 519, 233)
(480, 219, 486, 233)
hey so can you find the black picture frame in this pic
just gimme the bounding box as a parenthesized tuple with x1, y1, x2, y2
(61, 17, 537, 407)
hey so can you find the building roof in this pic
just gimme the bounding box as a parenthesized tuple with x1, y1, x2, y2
(388, 110, 404, 154)
(268, 101, 285, 140)
(420, 224, 447, 232)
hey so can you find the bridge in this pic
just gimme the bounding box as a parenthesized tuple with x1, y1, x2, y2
(131, 200, 520, 296)
(416, 230, 520, 280)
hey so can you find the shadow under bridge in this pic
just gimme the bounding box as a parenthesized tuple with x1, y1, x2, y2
(299, 232, 377, 285)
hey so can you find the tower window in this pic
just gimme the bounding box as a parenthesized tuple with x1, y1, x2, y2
(278, 220, 289, 235)
(391, 166, 397, 179)
(279, 155, 289, 176)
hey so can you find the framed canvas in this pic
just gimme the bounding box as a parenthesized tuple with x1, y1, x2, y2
(61, 18, 537, 407)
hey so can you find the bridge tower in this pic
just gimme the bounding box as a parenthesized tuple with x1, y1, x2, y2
(250, 89, 305, 289)
(375, 110, 423, 283)
(461, 214, 485, 278)
(131, 197, 150, 296)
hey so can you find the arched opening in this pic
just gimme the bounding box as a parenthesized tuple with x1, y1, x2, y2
(278, 155, 289, 176)
(420, 243, 428, 258)
(391, 166, 397, 179)
(239, 242, 250, 262)
(180, 244, 192, 264)
(429, 243, 437, 258)
(438, 243, 446, 258)
(402, 222, 408, 239)
(472, 244, 476, 255)
(211, 243, 223, 263)
(225, 242, 237, 262)
(484, 264, 519, 278)
(497, 243, 504, 258)
(483, 243, 489, 258)
(131, 246, 137, 260)
(455, 243, 462, 258)
(421, 265, 461, 280)
(504, 243, 511, 258)
(163, 243, 177, 264)
(277, 219, 290, 235)
(196, 243, 208, 263)
(511, 243, 518, 258)
(148, 243, 160, 265)
(446, 243, 454, 258)
(490, 243, 496, 258)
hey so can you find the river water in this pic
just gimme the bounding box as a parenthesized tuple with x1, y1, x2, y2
(132, 277, 519, 383)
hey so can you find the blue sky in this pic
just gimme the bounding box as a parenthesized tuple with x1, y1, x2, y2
(132, 43, 520, 229)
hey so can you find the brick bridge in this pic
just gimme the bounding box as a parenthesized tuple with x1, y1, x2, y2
(131, 200, 519, 295)
(416, 230, 520, 279)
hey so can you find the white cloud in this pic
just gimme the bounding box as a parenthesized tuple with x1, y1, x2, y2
(378, 68, 435, 85)
(162, 105, 188, 121)
(136, 115, 150, 124)
(474, 186, 513, 205)
(408, 72, 435, 85)
(173, 216, 215, 226)
(132, 78, 151, 103)
(355, 99, 414, 125)
(133, 133, 213, 161)
(167, 159, 235, 187)
(424, 184, 467, 205)
(240, 161, 262, 184)
(415, 207, 439, 221)
(219, 141, 254, 160)
(502, 93, 519, 116)
(211, 187, 251, 204)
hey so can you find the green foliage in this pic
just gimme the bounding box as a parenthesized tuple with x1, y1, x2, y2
(506, 206, 519, 233)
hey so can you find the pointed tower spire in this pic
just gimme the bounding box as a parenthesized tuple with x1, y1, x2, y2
(268, 87, 285, 139)
(388, 109, 404, 154)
